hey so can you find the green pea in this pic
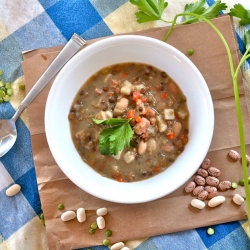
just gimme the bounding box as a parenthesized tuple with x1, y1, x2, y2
(105, 229, 112, 237)
(91, 222, 98, 229)
(0, 90, 5, 98)
(3, 95, 10, 102)
(0, 80, 4, 87)
(102, 239, 110, 246)
(57, 203, 64, 210)
(186, 48, 194, 56)
(5, 82, 11, 89)
(207, 227, 214, 235)
(19, 84, 25, 90)
(231, 182, 238, 189)
(7, 88, 13, 96)
(89, 228, 95, 234)
(239, 179, 245, 186)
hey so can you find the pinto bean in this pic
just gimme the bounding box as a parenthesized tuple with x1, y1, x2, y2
(173, 122, 182, 137)
(207, 167, 221, 177)
(201, 158, 211, 169)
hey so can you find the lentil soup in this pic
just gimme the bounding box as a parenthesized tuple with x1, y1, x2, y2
(68, 63, 189, 182)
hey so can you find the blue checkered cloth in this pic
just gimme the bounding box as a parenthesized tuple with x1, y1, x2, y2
(1, 0, 250, 249)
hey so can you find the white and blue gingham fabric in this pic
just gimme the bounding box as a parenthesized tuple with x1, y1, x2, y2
(1, 1, 250, 249)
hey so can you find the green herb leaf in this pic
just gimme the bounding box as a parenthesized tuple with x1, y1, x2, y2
(93, 118, 134, 155)
(229, 4, 250, 26)
(244, 30, 250, 51)
(129, 0, 168, 23)
(184, 0, 227, 24)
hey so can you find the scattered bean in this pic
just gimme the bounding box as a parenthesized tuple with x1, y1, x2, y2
(206, 176, 219, 187)
(197, 168, 208, 178)
(208, 196, 226, 207)
(191, 199, 206, 209)
(207, 167, 221, 177)
(111, 242, 125, 250)
(103, 239, 110, 246)
(58, 203, 64, 210)
(121, 247, 130, 250)
(207, 191, 218, 200)
(195, 175, 206, 186)
(77, 208, 86, 223)
(193, 186, 204, 196)
(198, 190, 208, 201)
(218, 181, 231, 191)
(5, 184, 21, 197)
(201, 158, 211, 169)
(228, 150, 240, 161)
(97, 216, 106, 229)
(233, 194, 244, 205)
(184, 181, 196, 193)
(207, 228, 214, 235)
(96, 207, 108, 216)
(231, 182, 238, 189)
(61, 211, 76, 221)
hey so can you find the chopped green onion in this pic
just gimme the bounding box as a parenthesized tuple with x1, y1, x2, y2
(103, 239, 110, 246)
(57, 203, 64, 210)
(89, 228, 95, 234)
(91, 222, 98, 229)
(232, 182, 238, 189)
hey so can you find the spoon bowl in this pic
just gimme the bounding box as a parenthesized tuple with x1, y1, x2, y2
(0, 34, 86, 158)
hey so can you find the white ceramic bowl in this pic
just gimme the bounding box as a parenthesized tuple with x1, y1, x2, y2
(45, 35, 214, 204)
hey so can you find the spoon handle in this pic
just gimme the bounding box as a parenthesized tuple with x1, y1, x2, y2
(12, 34, 87, 122)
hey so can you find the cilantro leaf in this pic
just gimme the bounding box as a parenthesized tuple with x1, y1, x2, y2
(93, 118, 134, 155)
(229, 4, 250, 26)
(244, 30, 250, 51)
(130, 0, 168, 23)
(184, 0, 206, 23)
(184, 0, 227, 24)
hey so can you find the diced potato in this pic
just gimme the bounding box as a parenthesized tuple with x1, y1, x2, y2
(156, 115, 167, 132)
(112, 150, 122, 160)
(123, 151, 135, 164)
(177, 109, 188, 119)
(163, 109, 175, 120)
(120, 80, 134, 95)
(95, 110, 113, 120)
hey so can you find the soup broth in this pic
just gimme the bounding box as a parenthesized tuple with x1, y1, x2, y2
(68, 63, 189, 182)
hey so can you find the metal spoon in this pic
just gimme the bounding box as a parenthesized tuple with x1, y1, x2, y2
(0, 33, 86, 157)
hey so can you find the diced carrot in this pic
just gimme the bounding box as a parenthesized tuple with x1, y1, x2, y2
(116, 176, 124, 182)
(141, 96, 147, 102)
(135, 116, 142, 123)
(161, 92, 168, 98)
(127, 109, 135, 118)
(153, 166, 160, 172)
(120, 71, 128, 78)
(133, 91, 141, 103)
(167, 132, 175, 139)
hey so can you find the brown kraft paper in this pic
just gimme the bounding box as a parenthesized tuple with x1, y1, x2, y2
(22, 15, 250, 249)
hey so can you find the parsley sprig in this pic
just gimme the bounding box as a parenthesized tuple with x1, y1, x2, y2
(130, 0, 250, 229)
(93, 118, 134, 155)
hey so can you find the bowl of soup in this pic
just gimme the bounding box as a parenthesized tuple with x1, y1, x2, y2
(45, 35, 214, 204)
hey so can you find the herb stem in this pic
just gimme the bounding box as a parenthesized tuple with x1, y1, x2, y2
(164, 13, 250, 228)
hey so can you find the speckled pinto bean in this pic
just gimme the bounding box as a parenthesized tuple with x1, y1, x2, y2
(195, 175, 206, 186)
(218, 181, 231, 191)
(204, 186, 217, 193)
(193, 186, 204, 196)
(184, 181, 196, 193)
(228, 150, 240, 161)
(206, 176, 219, 187)
(197, 190, 208, 201)
(207, 167, 221, 177)
(201, 158, 211, 169)
(207, 190, 218, 200)
(197, 168, 208, 178)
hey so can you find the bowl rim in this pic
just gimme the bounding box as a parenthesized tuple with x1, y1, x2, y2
(45, 34, 214, 204)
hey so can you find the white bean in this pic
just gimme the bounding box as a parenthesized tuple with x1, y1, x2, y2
(77, 208, 86, 223)
(6, 184, 21, 197)
(96, 216, 105, 229)
(233, 194, 244, 205)
(111, 242, 125, 250)
(138, 140, 147, 155)
(96, 207, 108, 216)
(121, 247, 130, 250)
(61, 211, 76, 221)
(191, 199, 206, 209)
(208, 196, 226, 207)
